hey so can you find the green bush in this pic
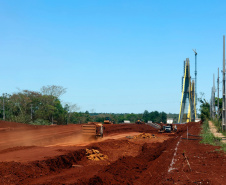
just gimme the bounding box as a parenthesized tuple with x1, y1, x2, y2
(29, 119, 51, 125)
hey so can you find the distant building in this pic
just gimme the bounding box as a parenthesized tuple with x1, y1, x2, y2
(124, 120, 131, 124)
(195, 118, 201, 122)
(167, 118, 173, 124)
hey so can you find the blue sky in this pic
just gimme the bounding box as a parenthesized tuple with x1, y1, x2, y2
(0, 0, 225, 113)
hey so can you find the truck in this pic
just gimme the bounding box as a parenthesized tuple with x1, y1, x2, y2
(82, 122, 103, 138)
(158, 120, 173, 133)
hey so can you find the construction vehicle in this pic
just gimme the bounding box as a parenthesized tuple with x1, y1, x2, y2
(135, 119, 145, 124)
(104, 117, 113, 124)
(158, 123, 173, 133)
(82, 122, 103, 138)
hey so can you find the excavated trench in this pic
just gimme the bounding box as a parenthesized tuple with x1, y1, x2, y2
(77, 137, 181, 185)
(0, 149, 86, 184)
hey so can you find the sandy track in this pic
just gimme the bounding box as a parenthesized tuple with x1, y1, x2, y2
(209, 121, 226, 143)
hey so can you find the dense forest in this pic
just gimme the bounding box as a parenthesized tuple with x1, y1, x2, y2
(0, 85, 174, 125)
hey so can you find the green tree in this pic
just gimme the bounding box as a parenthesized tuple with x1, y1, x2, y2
(199, 93, 210, 121)
(143, 110, 149, 122)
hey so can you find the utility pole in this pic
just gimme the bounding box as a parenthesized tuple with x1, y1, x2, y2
(222, 35, 226, 131)
(210, 96, 212, 119)
(218, 68, 220, 119)
(193, 49, 197, 117)
(3, 93, 5, 121)
(213, 74, 216, 119)
(30, 104, 33, 120)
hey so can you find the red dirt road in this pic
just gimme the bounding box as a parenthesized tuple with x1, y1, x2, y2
(0, 121, 225, 184)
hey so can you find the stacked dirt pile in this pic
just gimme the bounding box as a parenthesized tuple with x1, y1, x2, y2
(86, 149, 108, 161)
(133, 133, 156, 139)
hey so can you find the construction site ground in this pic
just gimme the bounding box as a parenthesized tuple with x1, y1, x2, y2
(0, 121, 225, 184)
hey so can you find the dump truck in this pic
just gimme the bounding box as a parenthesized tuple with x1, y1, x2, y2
(104, 117, 113, 124)
(82, 122, 103, 138)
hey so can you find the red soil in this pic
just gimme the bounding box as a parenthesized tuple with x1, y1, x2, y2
(0, 121, 225, 184)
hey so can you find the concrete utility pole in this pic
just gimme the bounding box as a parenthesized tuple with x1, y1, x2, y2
(193, 49, 198, 116)
(210, 96, 212, 118)
(213, 74, 216, 119)
(222, 35, 226, 131)
(218, 68, 220, 119)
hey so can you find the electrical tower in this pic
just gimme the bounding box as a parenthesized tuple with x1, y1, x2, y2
(178, 58, 196, 123)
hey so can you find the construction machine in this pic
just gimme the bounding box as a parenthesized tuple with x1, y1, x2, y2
(135, 119, 145, 124)
(104, 117, 113, 124)
(158, 122, 170, 133)
(158, 123, 176, 133)
(82, 122, 103, 138)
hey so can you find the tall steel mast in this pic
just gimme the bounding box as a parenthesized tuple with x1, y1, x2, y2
(193, 49, 197, 118)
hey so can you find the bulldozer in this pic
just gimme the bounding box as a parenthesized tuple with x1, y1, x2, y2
(104, 117, 113, 124)
(82, 122, 103, 138)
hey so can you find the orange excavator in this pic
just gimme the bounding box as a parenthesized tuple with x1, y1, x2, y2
(135, 119, 145, 124)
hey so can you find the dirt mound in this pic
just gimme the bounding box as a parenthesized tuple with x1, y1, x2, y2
(0, 149, 86, 184)
(86, 149, 108, 161)
(133, 133, 156, 139)
(104, 123, 158, 136)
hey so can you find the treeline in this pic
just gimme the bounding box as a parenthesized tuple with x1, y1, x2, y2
(69, 112, 143, 124)
(0, 85, 72, 125)
(68, 110, 167, 124)
(0, 85, 169, 125)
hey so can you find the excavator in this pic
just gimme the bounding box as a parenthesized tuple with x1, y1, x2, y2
(82, 122, 103, 138)
(135, 119, 145, 124)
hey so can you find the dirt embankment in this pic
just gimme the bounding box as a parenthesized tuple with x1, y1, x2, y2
(103, 123, 158, 136)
